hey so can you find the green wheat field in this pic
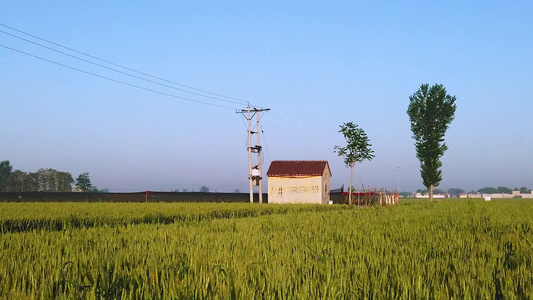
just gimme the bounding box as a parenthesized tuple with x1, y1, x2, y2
(1, 200, 532, 299)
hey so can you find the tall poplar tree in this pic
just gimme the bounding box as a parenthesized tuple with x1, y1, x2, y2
(407, 84, 457, 201)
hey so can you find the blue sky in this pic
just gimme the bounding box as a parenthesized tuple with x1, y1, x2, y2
(1, 1, 532, 192)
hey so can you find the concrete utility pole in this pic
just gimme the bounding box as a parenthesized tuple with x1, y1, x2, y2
(238, 106, 270, 203)
(256, 110, 263, 203)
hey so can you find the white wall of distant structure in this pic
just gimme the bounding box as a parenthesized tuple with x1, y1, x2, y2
(415, 191, 533, 199)
(465, 190, 533, 199)
(415, 193, 446, 198)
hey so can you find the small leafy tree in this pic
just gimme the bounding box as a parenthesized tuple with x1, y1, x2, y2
(407, 83, 456, 201)
(75, 172, 93, 193)
(334, 122, 375, 205)
(0, 160, 13, 192)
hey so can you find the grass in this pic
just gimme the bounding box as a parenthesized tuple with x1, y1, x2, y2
(0, 199, 532, 299)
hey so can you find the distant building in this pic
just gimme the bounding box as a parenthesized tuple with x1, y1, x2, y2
(523, 191, 533, 199)
(415, 193, 446, 199)
(466, 190, 533, 199)
(267, 160, 331, 204)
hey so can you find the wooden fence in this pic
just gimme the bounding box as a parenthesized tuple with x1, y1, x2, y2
(340, 189, 399, 206)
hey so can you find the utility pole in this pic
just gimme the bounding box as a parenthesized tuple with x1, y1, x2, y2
(247, 107, 253, 203)
(238, 106, 270, 203)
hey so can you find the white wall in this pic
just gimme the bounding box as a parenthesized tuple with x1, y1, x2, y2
(268, 175, 329, 204)
(415, 193, 446, 198)
(468, 193, 532, 199)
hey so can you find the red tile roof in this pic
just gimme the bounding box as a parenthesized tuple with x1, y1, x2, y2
(266, 160, 331, 177)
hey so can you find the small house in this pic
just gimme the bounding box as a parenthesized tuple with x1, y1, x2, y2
(266, 160, 332, 204)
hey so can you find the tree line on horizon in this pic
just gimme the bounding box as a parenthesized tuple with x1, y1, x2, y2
(0, 160, 99, 193)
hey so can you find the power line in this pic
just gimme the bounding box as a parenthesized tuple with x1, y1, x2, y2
(260, 124, 271, 164)
(0, 29, 248, 106)
(0, 22, 251, 105)
(0, 44, 239, 110)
